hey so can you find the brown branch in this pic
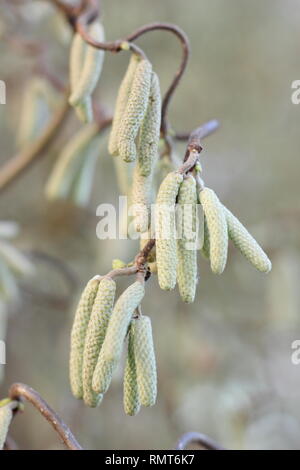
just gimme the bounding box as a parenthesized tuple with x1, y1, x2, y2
(9, 383, 83, 450)
(175, 119, 220, 142)
(175, 432, 225, 451)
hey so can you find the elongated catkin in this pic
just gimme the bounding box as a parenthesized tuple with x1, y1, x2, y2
(155, 171, 183, 290)
(131, 164, 153, 233)
(123, 320, 140, 416)
(177, 175, 198, 303)
(201, 215, 210, 259)
(223, 205, 272, 273)
(0, 404, 12, 450)
(92, 281, 145, 394)
(133, 315, 157, 407)
(108, 54, 140, 156)
(137, 72, 161, 176)
(70, 276, 101, 399)
(118, 60, 152, 162)
(82, 278, 116, 407)
(199, 187, 228, 274)
(69, 21, 105, 107)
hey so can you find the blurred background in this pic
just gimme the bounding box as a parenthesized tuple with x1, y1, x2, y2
(0, 0, 300, 450)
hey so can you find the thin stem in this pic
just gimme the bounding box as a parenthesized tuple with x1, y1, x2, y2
(175, 432, 225, 451)
(9, 383, 83, 451)
(175, 119, 220, 141)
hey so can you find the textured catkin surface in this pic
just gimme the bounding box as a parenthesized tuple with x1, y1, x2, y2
(69, 277, 100, 399)
(137, 72, 161, 177)
(123, 320, 141, 416)
(0, 405, 12, 450)
(118, 60, 152, 162)
(201, 215, 210, 259)
(200, 187, 228, 274)
(156, 172, 183, 290)
(131, 164, 153, 233)
(82, 278, 116, 407)
(92, 281, 145, 394)
(69, 21, 105, 106)
(133, 316, 157, 407)
(223, 205, 272, 273)
(177, 175, 198, 303)
(108, 54, 140, 156)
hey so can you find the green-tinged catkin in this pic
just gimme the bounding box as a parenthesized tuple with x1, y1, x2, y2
(45, 123, 99, 201)
(133, 315, 157, 407)
(199, 187, 228, 274)
(118, 60, 152, 162)
(70, 276, 101, 399)
(0, 404, 12, 450)
(155, 172, 184, 290)
(69, 21, 105, 107)
(92, 281, 145, 394)
(108, 54, 140, 156)
(201, 216, 210, 259)
(70, 32, 86, 91)
(223, 205, 272, 273)
(123, 320, 140, 416)
(177, 175, 198, 303)
(137, 72, 161, 176)
(140, 231, 156, 262)
(74, 96, 93, 124)
(82, 278, 116, 407)
(131, 164, 153, 233)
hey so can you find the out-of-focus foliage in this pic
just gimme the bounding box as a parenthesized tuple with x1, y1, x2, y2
(0, 0, 300, 450)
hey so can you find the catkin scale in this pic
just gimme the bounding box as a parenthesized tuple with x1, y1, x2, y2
(137, 72, 161, 176)
(118, 60, 152, 162)
(133, 316, 157, 407)
(108, 54, 140, 156)
(131, 164, 153, 233)
(69, 276, 100, 399)
(123, 320, 141, 416)
(82, 278, 116, 407)
(155, 171, 183, 290)
(199, 187, 228, 274)
(223, 205, 272, 273)
(92, 281, 145, 394)
(177, 175, 198, 303)
(0, 404, 12, 450)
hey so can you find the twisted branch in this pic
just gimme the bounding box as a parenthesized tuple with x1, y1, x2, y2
(175, 432, 225, 451)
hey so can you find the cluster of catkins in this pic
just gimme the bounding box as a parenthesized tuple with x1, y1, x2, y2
(70, 276, 157, 415)
(155, 170, 272, 303)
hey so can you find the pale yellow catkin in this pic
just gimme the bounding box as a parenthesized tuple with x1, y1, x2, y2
(123, 320, 141, 416)
(82, 278, 116, 407)
(177, 175, 198, 303)
(0, 404, 12, 450)
(131, 164, 153, 233)
(108, 54, 140, 156)
(223, 205, 272, 273)
(155, 172, 183, 290)
(201, 215, 210, 259)
(133, 315, 157, 407)
(69, 21, 105, 107)
(137, 72, 161, 177)
(199, 187, 228, 274)
(69, 276, 101, 399)
(118, 60, 152, 162)
(92, 281, 145, 394)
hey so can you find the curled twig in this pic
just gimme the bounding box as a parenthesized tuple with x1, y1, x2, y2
(175, 432, 225, 451)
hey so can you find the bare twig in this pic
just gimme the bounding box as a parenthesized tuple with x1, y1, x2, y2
(9, 383, 83, 450)
(175, 432, 225, 451)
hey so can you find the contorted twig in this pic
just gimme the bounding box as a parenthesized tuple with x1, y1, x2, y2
(175, 432, 225, 451)
(8, 383, 83, 450)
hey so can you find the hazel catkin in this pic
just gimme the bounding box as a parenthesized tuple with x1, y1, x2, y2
(123, 320, 141, 416)
(0, 404, 12, 450)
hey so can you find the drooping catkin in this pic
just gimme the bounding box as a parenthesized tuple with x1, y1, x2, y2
(155, 171, 184, 290)
(69, 276, 101, 399)
(0, 404, 12, 450)
(69, 21, 105, 108)
(133, 315, 157, 407)
(131, 164, 153, 233)
(118, 60, 152, 162)
(92, 281, 145, 394)
(201, 215, 210, 259)
(108, 54, 140, 156)
(82, 277, 116, 407)
(223, 205, 272, 273)
(177, 175, 198, 303)
(123, 320, 140, 416)
(199, 187, 228, 274)
(45, 123, 99, 202)
(137, 72, 161, 177)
